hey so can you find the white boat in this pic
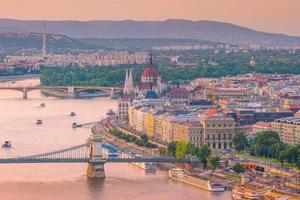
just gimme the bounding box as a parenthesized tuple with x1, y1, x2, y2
(132, 162, 157, 171)
(121, 152, 157, 171)
(132, 154, 157, 171)
(168, 168, 225, 192)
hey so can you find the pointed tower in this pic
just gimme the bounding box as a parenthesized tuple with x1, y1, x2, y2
(123, 69, 129, 94)
(42, 22, 47, 56)
(149, 52, 154, 65)
(128, 68, 134, 94)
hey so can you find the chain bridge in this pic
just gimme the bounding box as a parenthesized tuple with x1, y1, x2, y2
(0, 134, 197, 178)
(0, 85, 122, 99)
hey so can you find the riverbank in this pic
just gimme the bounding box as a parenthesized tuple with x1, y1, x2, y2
(0, 74, 41, 82)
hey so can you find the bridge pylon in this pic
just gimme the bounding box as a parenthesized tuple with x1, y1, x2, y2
(87, 134, 106, 178)
(23, 88, 28, 99)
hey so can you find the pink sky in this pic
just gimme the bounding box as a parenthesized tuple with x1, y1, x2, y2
(1, 0, 300, 36)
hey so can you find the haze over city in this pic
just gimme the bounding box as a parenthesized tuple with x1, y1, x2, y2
(1, 0, 300, 36)
(0, 1, 300, 200)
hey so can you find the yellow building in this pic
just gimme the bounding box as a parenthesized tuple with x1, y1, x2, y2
(172, 121, 203, 147)
(144, 111, 155, 138)
(271, 117, 300, 145)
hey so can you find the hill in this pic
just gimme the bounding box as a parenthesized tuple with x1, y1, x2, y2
(0, 32, 85, 49)
(0, 19, 300, 46)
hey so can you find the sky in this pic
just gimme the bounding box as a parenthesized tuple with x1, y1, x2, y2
(1, 0, 300, 36)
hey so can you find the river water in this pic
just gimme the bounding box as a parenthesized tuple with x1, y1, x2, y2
(0, 79, 231, 200)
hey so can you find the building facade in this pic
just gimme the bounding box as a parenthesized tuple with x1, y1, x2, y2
(200, 116, 236, 150)
(271, 117, 300, 145)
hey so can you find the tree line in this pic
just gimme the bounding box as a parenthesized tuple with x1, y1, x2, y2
(232, 131, 300, 168)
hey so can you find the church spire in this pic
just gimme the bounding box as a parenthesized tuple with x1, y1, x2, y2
(123, 69, 129, 94)
(149, 52, 153, 65)
(128, 68, 134, 94)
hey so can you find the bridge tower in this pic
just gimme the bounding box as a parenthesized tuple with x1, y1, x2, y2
(67, 86, 75, 98)
(87, 134, 106, 178)
(110, 87, 116, 99)
(23, 88, 28, 99)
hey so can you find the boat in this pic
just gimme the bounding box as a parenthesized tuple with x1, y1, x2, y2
(121, 152, 157, 172)
(70, 112, 76, 117)
(106, 109, 115, 116)
(72, 122, 78, 128)
(2, 141, 12, 148)
(40, 103, 46, 108)
(72, 122, 81, 128)
(36, 119, 43, 125)
(231, 186, 264, 200)
(168, 168, 225, 192)
(132, 162, 157, 171)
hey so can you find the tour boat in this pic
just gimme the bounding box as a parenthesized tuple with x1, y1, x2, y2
(70, 112, 76, 117)
(121, 152, 157, 171)
(36, 119, 43, 125)
(168, 168, 225, 192)
(132, 154, 157, 171)
(2, 141, 12, 148)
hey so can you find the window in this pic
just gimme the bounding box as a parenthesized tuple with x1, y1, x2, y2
(213, 124, 215, 127)
(224, 124, 227, 127)
(223, 133, 226, 140)
(218, 124, 221, 127)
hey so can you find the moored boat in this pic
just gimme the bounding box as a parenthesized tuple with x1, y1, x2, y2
(2, 141, 12, 148)
(231, 186, 264, 200)
(168, 168, 225, 192)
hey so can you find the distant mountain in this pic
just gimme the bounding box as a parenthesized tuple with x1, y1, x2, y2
(0, 32, 85, 49)
(0, 19, 299, 46)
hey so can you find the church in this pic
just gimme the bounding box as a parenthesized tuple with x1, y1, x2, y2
(117, 54, 165, 118)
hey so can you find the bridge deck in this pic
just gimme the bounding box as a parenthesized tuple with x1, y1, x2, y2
(0, 157, 189, 164)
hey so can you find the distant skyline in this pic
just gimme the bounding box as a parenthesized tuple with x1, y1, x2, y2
(1, 0, 300, 36)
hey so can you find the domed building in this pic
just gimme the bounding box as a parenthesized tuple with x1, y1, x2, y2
(138, 54, 164, 97)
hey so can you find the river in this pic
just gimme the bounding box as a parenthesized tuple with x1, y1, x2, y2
(0, 79, 231, 200)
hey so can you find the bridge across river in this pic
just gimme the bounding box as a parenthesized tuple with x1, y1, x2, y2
(0, 85, 122, 99)
(0, 134, 197, 178)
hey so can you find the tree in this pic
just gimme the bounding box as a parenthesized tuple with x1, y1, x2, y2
(250, 131, 280, 157)
(196, 145, 211, 168)
(186, 142, 197, 155)
(232, 132, 248, 152)
(284, 146, 300, 165)
(198, 144, 211, 158)
(208, 156, 220, 170)
(232, 163, 245, 173)
(141, 134, 148, 144)
(279, 151, 286, 166)
(167, 142, 177, 157)
(175, 141, 187, 159)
